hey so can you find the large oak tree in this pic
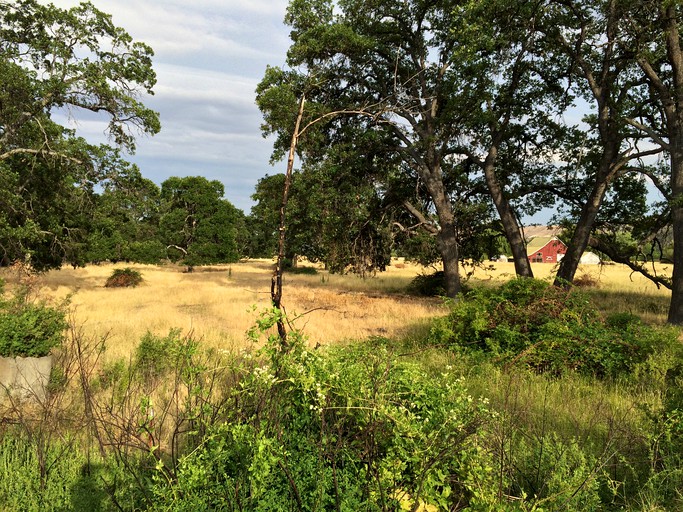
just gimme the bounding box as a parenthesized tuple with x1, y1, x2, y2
(622, 0, 683, 323)
(259, 0, 481, 297)
(0, 0, 159, 268)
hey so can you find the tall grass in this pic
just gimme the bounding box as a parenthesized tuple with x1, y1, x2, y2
(0, 260, 680, 510)
(10, 260, 442, 360)
(0, 259, 673, 360)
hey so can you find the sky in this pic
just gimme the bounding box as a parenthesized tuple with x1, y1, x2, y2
(35, 1, 664, 225)
(44, 0, 293, 214)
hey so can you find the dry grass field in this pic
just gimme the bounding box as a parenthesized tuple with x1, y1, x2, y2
(0, 258, 673, 361)
(3, 259, 443, 360)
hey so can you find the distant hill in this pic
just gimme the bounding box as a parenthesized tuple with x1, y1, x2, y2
(523, 225, 562, 240)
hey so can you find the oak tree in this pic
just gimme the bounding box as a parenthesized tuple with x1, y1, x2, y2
(0, 0, 159, 268)
(159, 176, 243, 267)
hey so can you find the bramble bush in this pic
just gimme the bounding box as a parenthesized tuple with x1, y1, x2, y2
(104, 267, 143, 288)
(147, 310, 494, 511)
(430, 278, 679, 379)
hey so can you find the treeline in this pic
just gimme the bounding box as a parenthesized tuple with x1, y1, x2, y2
(255, 0, 683, 322)
(0, 0, 508, 276)
(4, 0, 683, 319)
(84, 172, 245, 268)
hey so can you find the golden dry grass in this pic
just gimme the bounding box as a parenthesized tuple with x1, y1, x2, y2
(2, 259, 444, 360)
(0, 258, 673, 360)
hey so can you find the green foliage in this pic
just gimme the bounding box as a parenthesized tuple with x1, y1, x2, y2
(432, 278, 678, 379)
(159, 176, 243, 266)
(408, 270, 446, 296)
(86, 166, 165, 264)
(104, 267, 143, 288)
(247, 163, 393, 275)
(508, 432, 602, 510)
(0, 430, 144, 512)
(134, 328, 187, 384)
(0, 283, 66, 357)
(0, 0, 159, 151)
(0, 434, 96, 512)
(0, 0, 159, 270)
(283, 264, 318, 275)
(1, 298, 682, 510)
(148, 312, 490, 510)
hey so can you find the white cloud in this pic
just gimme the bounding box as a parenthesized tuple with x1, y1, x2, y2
(37, 0, 294, 212)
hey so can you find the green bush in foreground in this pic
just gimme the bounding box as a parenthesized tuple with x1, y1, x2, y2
(147, 312, 492, 511)
(2, 300, 682, 511)
(0, 283, 66, 357)
(431, 278, 680, 379)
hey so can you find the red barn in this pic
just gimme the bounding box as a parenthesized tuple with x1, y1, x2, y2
(526, 236, 567, 263)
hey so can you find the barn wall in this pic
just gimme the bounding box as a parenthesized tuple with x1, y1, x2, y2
(528, 239, 567, 263)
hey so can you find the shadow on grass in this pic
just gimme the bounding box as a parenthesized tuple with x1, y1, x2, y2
(65, 463, 112, 512)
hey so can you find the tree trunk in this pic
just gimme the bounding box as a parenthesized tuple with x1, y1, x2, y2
(662, 5, 683, 324)
(668, 206, 683, 323)
(551, 0, 624, 288)
(272, 94, 306, 346)
(429, 178, 461, 298)
(554, 175, 611, 286)
(552, 67, 624, 287)
(482, 150, 533, 278)
(401, 194, 460, 297)
(437, 219, 461, 297)
(668, 134, 683, 323)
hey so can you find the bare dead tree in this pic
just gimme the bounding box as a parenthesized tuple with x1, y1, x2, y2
(270, 95, 389, 347)
(271, 94, 307, 347)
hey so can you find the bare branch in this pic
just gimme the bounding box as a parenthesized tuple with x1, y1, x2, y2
(297, 100, 389, 138)
(0, 148, 84, 164)
(166, 245, 187, 255)
(625, 118, 670, 151)
(402, 200, 439, 234)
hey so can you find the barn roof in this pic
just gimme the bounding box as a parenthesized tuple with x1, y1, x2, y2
(526, 236, 567, 254)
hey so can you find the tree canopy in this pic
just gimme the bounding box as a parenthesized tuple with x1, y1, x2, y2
(160, 176, 243, 267)
(255, 0, 683, 323)
(0, 0, 159, 269)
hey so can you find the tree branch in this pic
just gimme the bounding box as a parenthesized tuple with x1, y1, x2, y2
(0, 148, 84, 164)
(401, 200, 439, 234)
(625, 118, 670, 151)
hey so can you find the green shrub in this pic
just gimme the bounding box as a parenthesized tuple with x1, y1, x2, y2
(134, 328, 187, 384)
(0, 431, 143, 512)
(431, 278, 677, 379)
(148, 316, 492, 511)
(283, 265, 318, 275)
(105, 267, 143, 288)
(0, 283, 66, 357)
(408, 270, 446, 296)
(0, 433, 104, 512)
(508, 432, 602, 510)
